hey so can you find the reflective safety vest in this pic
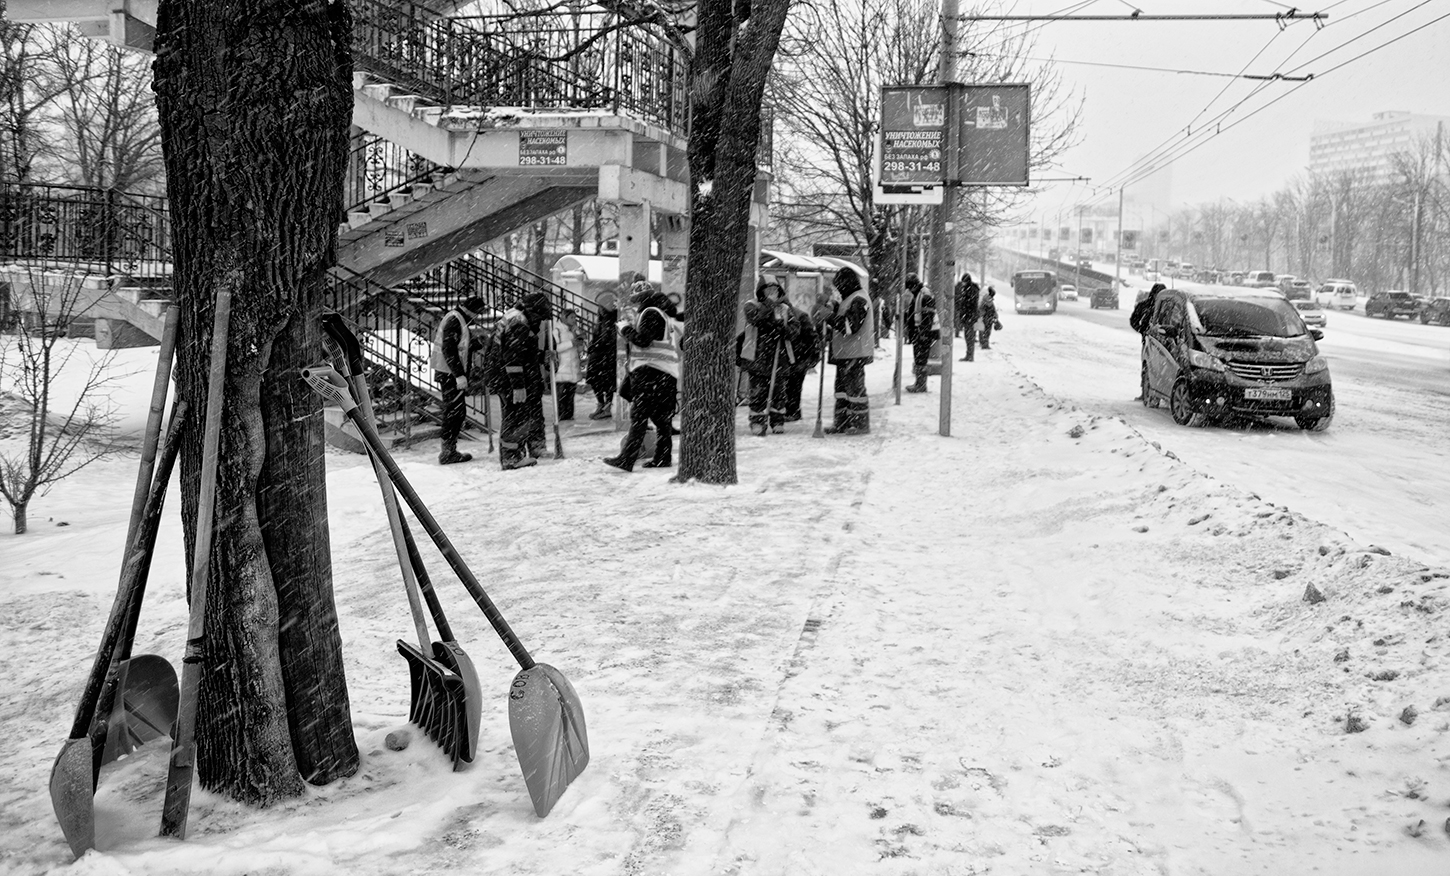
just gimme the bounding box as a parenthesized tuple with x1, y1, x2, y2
(830, 290, 875, 360)
(430, 307, 472, 375)
(628, 307, 684, 378)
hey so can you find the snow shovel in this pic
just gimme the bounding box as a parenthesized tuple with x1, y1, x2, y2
(813, 327, 830, 439)
(320, 314, 481, 769)
(49, 305, 181, 859)
(96, 306, 185, 769)
(544, 321, 565, 459)
(302, 363, 588, 817)
(160, 288, 232, 840)
(49, 401, 188, 859)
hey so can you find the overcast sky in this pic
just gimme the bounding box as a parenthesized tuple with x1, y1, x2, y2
(981, 0, 1450, 220)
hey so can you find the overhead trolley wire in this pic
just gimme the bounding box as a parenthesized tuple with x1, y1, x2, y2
(1083, 2, 1450, 207)
(1083, 0, 1438, 202)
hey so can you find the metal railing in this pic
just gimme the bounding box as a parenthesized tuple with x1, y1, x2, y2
(325, 249, 598, 445)
(349, 0, 688, 138)
(343, 131, 446, 216)
(0, 181, 172, 282)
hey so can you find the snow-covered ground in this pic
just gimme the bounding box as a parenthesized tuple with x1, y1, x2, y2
(3, 331, 1450, 876)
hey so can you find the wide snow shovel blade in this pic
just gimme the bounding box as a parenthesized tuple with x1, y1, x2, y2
(509, 663, 590, 817)
(398, 516, 483, 768)
(303, 363, 588, 816)
(319, 313, 483, 770)
(397, 640, 474, 764)
(98, 655, 179, 766)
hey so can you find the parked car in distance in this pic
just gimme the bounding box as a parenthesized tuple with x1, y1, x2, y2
(1059, 283, 1078, 301)
(1244, 270, 1276, 288)
(1227, 271, 1246, 286)
(1315, 280, 1358, 311)
(1419, 298, 1450, 326)
(1365, 290, 1422, 319)
(1089, 286, 1118, 309)
(1140, 287, 1332, 431)
(1293, 299, 1327, 329)
(1284, 279, 1313, 300)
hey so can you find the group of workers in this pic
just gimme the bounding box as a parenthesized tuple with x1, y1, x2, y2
(426, 264, 931, 471)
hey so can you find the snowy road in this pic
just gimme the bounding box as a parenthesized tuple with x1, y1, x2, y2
(985, 276, 1450, 568)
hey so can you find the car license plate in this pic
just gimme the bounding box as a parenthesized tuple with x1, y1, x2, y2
(1244, 387, 1291, 401)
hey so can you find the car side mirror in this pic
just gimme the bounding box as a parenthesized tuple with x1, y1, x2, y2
(1310, 328, 1324, 341)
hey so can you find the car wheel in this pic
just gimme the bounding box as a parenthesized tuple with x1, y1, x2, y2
(1422, 313, 1431, 325)
(1295, 397, 1334, 432)
(1169, 379, 1206, 427)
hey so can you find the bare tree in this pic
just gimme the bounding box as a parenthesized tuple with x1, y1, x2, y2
(674, 0, 792, 486)
(769, 0, 1082, 289)
(0, 264, 120, 533)
(151, 0, 358, 804)
(34, 26, 164, 192)
(0, 11, 67, 182)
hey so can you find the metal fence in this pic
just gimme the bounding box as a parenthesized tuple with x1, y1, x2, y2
(350, 0, 688, 138)
(0, 181, 172, 281)
(343, 131, 444, 215)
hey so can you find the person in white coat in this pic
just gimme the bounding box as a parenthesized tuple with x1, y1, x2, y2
(551, 308, 583, 420)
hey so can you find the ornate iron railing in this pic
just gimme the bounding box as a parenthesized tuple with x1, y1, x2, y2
(343, 130, 445, 215)
(325, 250, 597, 445)
(0, 181, 171, 281)
(349, 0, 688, 138)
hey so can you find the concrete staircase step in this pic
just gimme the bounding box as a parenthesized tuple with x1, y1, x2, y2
(386, 94, 420, 114)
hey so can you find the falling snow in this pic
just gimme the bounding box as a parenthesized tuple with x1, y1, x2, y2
(3, 305, 1450, 875)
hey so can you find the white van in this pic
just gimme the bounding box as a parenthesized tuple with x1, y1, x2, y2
(1316, 280, 1358, 311)
(1244, 270, 1276, 288)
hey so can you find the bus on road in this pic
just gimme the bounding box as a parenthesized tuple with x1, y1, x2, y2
(1011, 270, 1058, 314)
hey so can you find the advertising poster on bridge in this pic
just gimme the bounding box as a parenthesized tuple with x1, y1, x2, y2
(953, 83, 1030, 186)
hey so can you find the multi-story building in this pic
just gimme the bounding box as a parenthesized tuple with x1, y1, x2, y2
(1309, 111, 1450, 183)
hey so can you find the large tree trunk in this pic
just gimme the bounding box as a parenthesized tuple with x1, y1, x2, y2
(152, 0, 358, 805)
(676, 0, 790, 486)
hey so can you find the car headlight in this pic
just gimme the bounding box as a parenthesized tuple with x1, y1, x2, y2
(1304, 356, 1329, 375)
(1187, 349, 1226, 372)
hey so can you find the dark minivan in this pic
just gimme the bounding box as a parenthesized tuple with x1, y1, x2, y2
(1140, 288, 1334, 430)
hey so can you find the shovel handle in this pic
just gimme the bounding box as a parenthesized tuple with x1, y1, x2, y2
(89, 401, 189, 755)
(160, 288, 232, 840)
(319, 317, 462, 644)
(303, 366, 536, 671)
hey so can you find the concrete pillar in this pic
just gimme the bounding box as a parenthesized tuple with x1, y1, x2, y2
(614, 201, 652, 429)
(661, 213, 688, 308)
(618, 202, 653, 289)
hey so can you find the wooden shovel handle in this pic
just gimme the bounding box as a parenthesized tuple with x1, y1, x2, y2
(160, 288, 232, 839)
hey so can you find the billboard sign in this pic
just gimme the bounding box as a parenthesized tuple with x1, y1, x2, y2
(954, 84, 1030, 186)
(879, 86, 948, 184)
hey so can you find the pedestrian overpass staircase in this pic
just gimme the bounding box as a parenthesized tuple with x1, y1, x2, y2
(1, 178, 596, 448)
(4, 0, 704, 448)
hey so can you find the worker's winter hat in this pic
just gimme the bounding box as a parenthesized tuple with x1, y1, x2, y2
(833, 269, 861, 295)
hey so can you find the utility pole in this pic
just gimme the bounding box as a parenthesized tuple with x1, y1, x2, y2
(1075, 205, 1085, 288)
(931, 0, 960, 437)
(1113, 186, 1124, 295)
(1410, 187, 1422, 297)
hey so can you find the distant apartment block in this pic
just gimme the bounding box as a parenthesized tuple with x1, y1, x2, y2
(1309, 111, 1450, 184)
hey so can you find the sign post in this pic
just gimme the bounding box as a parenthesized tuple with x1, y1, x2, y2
(875, 10, 1031, 437)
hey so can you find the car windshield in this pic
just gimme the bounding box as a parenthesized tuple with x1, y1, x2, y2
(1190, 297, 1305, 338)
(1294, 301, 1321, 311)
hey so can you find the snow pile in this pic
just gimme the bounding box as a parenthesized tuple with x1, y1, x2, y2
(2, 334, 1449, 875)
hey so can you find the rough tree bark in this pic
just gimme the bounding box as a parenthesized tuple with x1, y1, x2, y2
(151, 0, 358, 804)
(675, 0, 791, 486)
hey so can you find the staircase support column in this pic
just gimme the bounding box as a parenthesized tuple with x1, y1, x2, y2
(615, 200, 653, 429)
(661, 214, 689, 308)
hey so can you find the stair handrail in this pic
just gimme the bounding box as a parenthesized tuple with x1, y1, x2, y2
(349, 0, 686, 138)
